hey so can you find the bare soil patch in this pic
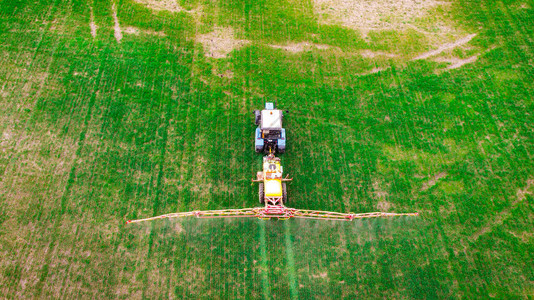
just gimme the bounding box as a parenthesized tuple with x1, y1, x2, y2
(434, 55, 479, 70)
(372, 180, 389, 199)
(123, 26, 166, 37)
(516, 179, 534, 201)
(412, 34, 477, 60)
(313, 0, 451, 33)
(196, 27, 250, 58)
(421, 172, 448, 191)
(311, 272, 328, 279)
(89, 6, 97, 38)
(377, 201, 392, 211)
(446, 56, 478, 69)
(356, 67, 390, 76)
(212, 68, 234, 78)
(133, 0, 183, 12)
(112, 3, 122, 43)
(123, 27, 140, 35)
(173, 222, 184, 233)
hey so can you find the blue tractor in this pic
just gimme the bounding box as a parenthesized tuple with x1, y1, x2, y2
(254, 103, 286, 154)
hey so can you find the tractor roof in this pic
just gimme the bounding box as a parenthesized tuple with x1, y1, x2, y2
(261, 109, 282, 129)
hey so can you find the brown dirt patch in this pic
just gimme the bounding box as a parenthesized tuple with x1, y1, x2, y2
(196, 27, 250, 59)
(89, 6, 97, 38)
(412, 34, 477, 60)
(421, 172, 448, 191)
(123, 27, 139, 35)
(123, 26, 166, 37)
(313, 0, 451, 33)
(516, 179, 534, 201)
(356, 67, 390, 76)
(372, 180, 389, 199)
(112, 3, 122, 43)
(377, 201, 392, 211)
(212, 68, 234, 78)
(173, 222, 184, 234)
(133, 0, 183, 12)
(433, 55, 479, 70)
(311, 272, 328, 279)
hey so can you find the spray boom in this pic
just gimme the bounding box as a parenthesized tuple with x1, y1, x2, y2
(126, 205, 418, 224)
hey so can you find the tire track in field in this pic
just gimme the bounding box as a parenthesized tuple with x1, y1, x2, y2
(284, 222, 299, 300)
(429, 200, 461, 296)
(145, 80, 172, 256)
(258, 220, 272, 300)
(34, 58, 105, 297)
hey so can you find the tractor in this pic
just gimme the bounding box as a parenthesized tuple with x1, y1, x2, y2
(254, 102, 286, 154)
(125, 103, 419, 224)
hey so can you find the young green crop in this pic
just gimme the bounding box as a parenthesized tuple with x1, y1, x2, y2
(0, 0, 532, 298)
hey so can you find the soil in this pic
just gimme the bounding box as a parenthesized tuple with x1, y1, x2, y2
(377, 201, 392, 211)
(412, 34, 477, 60)
(112, 3, 122, 43)
(313, 0, 450, 33)
(89, 6, 97, 38)
(133, 0, 183, 12)
(124, 26, 139, 35)
(446, 56, 478, 69)
(124, 26, 166, 37)
(356, 67, 390, 76)
(372, 180, 389, 199)
(432, 55, 479, 70)
(421, 172, 448, 191)
(196, 27, 250, 58)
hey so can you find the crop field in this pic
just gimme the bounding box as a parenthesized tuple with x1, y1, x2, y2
(1, 0, 533, 298)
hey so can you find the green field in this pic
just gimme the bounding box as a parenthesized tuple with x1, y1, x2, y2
(1, 0, 533, 298)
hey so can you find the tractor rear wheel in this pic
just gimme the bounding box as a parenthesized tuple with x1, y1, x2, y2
(258, 183, 265, 204)
(254, 110, 261, 125)
(282, 182, 287, 204)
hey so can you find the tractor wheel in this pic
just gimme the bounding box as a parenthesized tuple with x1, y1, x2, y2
(282, 182, 288, 204)
(258, 183, 265, 204)
(254, 110, 261, 125)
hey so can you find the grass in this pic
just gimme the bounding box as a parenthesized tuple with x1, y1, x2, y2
(0, 0, 533, 298)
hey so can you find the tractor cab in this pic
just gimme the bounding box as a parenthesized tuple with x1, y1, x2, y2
(254, 102, 286, 154)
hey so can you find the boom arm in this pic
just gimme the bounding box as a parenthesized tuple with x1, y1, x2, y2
(126, 206, 418, 224)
